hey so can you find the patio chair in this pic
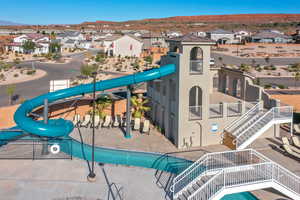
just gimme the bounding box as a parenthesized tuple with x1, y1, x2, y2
(112, 115, 121, 127)
(81, 114, 91, 128)
(282, 137, 300, 154)
(133, 118, 141, 131)
(281, 137, 290, 145)
(72, 114, 81, 127)
(90, 115, 101, 129)
(282, 144, 300, 159)
(102, 115, 111, 128)
(141, 120, 150, 134)
(292, 136, 300, 149)
(294, 124, 300, 134)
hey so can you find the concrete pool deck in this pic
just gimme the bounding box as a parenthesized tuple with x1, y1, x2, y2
(0, 159, 168, 200)
(0, 127, 298, 200)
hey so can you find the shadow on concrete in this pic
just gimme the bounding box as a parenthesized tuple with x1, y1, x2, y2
(99, 164, 124, 200)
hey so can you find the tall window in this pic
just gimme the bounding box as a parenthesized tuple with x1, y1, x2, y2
(190, 47, 203, 74)
(189, 86, 202, 120)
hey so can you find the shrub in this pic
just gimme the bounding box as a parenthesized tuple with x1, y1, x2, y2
(26, 70, 36, 75)
(264, 84, 271, 89)
(278, 85, 285, 89)
(14, 73, 19, 77)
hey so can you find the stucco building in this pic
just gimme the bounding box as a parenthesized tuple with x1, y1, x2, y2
(146, 34, 280, 149)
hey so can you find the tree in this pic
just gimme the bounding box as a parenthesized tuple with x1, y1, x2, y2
(94, 95, 112, 119)
(295, 72, 300, 88)
(6, 85, 16, 105)
(49, 42, 61, 53)
(80, 64, 98, 77)
(131, 95, 150, 118)
(265, 57, 270, 65)
(144, 56, 153, 64)
(22, 40, 36, 54)
(218, 57, 223, 66)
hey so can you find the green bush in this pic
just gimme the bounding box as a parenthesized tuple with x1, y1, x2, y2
(278, 85, 285, 89)
(26, 70, 36, 75)
(14, 73, 19, 77)
(264, 84, 271, 89)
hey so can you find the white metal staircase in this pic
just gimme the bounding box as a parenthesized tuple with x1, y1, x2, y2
(223, 102, 293, 149)
(171, 149, 300, 200)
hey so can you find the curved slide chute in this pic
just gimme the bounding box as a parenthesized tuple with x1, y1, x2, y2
(1, 64, 191, 173)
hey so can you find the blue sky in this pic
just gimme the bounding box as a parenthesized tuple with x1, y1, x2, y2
(1, 0, 300, 24)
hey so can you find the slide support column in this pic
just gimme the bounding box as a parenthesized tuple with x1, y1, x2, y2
(125, 85, 132, 138)
(41, 98, 49, 155)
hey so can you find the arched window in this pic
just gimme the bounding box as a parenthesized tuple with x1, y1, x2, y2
(190, 47, 203, 74)
(232, 79, 242, 98)
(189, 86, 202, 120)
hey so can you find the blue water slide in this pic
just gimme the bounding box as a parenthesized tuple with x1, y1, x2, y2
(6, 64, 191, 172)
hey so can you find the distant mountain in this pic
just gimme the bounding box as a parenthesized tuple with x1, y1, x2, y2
(0, 20, 25, 26)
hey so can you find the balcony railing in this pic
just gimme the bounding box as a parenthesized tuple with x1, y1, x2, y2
(190, 60, 203, 74)
(189, 106, 202, 120)
(227, 102, 242, 117)
(209, 104, 223, 119)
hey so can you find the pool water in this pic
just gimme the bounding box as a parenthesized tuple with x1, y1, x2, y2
(222, 192, 259, 200)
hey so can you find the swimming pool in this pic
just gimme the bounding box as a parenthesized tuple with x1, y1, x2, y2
(222, 192, 259, 200)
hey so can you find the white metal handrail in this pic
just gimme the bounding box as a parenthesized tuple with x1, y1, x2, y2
(224, 102, 261, 134)
(188, 161, 300, 200)
(235, 106, 293, 148)
(171, 149, 268, 197)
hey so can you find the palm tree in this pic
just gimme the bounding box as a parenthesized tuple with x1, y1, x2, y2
(131, 95, 150, 118)
(94, 95, 112, 119)
(218, 57, 223, 66)
(265, 57, 270, 66)
(6, 85, 16, 105)
(295, 72, 300, 88)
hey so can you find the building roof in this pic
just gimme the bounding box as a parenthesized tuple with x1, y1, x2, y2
(65, 39, 76, 44)
(252, 31, 292, 39)
(167, 34, 215, 43)
(57, 31, 81, 38)
(141, 32, 163, 38)
(209, 29, 233, 34)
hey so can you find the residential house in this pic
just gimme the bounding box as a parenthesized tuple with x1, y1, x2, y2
(56, 31, 86, 50)
(251, 31, 293, 43)
(165, 31, 182, 38)
(292, 27, 300, 44)
(191, 31, 207, 37)
(141, 32, 167, 49)
(104, 35, 143, 57)
(207, 29, 236, 44)
(5, 33, 50, 54)
(234, 30, 250, 43)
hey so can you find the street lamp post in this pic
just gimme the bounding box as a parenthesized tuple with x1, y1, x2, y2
(87, 72, 97, 182)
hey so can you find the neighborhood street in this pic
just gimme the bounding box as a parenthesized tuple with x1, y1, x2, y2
(0, 55, 83, 106)
(212, 52, 300, 66)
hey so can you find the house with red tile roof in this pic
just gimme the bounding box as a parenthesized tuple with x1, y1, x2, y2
(5, 34, 50, 54)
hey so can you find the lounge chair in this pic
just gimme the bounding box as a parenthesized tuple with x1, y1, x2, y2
(81, 114, 91, 127)
(141, 120, 150, 134)
(282, 137, 300, 154)
(72, 114, 81, 127)
(112, 115, 121, 127)
(281, 137, 290, 145)
(133, 118, 141, 131)
(102, 115, 111, 128)
(282, 144, 300, 159)
(292, 136, 300, 149)
(294, 124, 300, 134)
(90, 115, 101, 128)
